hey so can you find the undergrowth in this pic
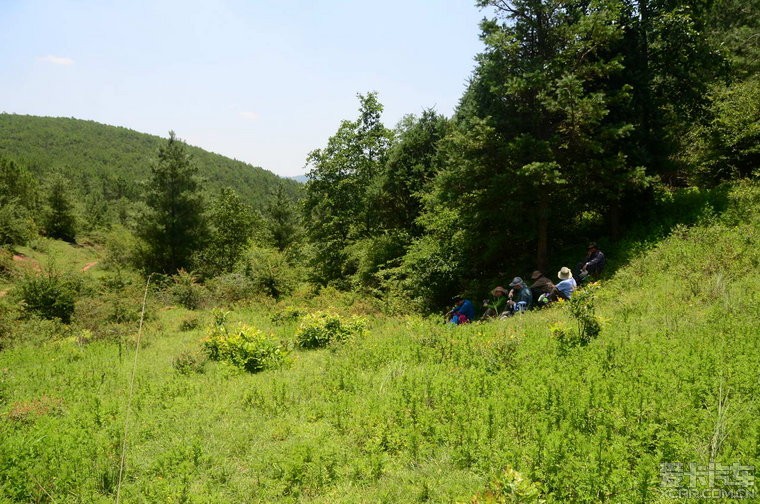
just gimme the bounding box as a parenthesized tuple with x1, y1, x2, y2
(0, 182, 757, 502)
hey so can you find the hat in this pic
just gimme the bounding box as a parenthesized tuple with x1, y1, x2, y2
(558, 267, 573, 280)
(587, 241, 598, 250)
(530, 270, 543, 281)
(508, 277, 524, 288)
(451, 295, 464, 302)
(492, 286, 508, 296)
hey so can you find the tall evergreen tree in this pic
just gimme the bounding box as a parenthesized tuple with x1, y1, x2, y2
(425, 0, 643, 272)
(43, 173, 78, 243)
(137, 132, 208, 274)
(264, 186, 301, 252)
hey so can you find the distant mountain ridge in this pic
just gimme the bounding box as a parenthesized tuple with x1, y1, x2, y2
(0, 114, 301, 207)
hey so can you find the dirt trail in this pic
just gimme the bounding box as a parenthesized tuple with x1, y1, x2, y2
(12, 254, 41, 271)
(81, 261, 98, 272)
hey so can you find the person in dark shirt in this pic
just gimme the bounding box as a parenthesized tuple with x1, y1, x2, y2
(504, 277, 533, 315)
(578, 242, 606, 281)
(529, 270, 554, 305)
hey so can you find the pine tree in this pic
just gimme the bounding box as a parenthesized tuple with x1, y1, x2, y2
(43, 173, 78, 243)
(137, 132, 208, 274)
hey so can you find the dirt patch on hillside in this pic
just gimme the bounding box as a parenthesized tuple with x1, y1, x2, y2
(81, 261, 98, 272)
(12, 253, 41, 272)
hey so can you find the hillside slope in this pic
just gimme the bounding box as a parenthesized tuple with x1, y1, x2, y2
(0, 182, 757, 502)
(0, 114, 301, 206)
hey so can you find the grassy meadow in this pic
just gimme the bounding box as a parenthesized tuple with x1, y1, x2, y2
(1, 182, 759, 503)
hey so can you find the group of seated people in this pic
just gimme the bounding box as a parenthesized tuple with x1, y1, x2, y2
(447, 242, 605, 324)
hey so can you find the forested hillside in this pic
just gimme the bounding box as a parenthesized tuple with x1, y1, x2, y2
(0, 114, 301, 206)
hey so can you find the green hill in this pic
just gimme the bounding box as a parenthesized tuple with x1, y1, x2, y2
(0, 181, 758, 502)
(0, 114, 301, 207)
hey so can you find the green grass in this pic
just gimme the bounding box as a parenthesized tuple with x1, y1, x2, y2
(1, 182, 759, 502)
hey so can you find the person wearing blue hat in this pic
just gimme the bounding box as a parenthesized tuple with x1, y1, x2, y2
(504, 276, 533, 315)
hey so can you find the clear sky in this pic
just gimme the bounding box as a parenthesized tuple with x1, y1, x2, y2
(0, 0, 487, 177)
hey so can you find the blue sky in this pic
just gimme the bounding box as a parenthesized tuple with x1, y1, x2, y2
(0, 0, 487, 177)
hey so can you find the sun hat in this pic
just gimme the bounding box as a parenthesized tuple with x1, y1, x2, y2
(587, 241, 598, 250)
(558, 267, 573, 280)
(492, 286, 508, 296)
(508, 277, 524, 288)
(530, 270, 543, 281)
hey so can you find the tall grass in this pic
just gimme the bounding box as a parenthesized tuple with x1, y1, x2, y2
(0, 182, 758, 502)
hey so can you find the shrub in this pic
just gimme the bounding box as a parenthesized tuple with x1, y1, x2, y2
(169, 269, 206, 310)
(0, 202, 36, 247)
(242, 246, 298, 299)
(18, 268, 81, 323)
(203, 321, 287, 373)
(206, 272, 258, 304)
(102, 224, 142, 270)
(552, 284, 602, 355)
(470, 466, 544, 503)
(568, 283, 602, 344)
(294, 311, 367, 349)
(172, 350, 206, 375)
(271, 306, 303, 325)
(0, 246, 15, 278)
(179, 315, 200, 332)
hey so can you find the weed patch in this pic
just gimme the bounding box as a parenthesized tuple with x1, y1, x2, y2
(294, 311, 367, 349)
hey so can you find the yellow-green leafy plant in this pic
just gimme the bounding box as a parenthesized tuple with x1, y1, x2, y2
(294, 311, 366, 349)
(203, 319, 286, 373)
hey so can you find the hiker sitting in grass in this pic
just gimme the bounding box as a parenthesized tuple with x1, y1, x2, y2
(552, 266, 577, 301)
(482, 286, 508, 318)
(446, 295, 474, 325)
(529, 270, 554, 307)
(503, 277, 533, 316)
(577, 241, 606, 281)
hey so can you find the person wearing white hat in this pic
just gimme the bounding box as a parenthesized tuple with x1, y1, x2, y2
(554, 267, 577, 300)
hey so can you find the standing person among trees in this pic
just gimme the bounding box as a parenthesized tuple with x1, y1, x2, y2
(578, 242, 606, 281)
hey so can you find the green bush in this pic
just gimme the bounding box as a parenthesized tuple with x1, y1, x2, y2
(294, 311, 367, 349)
(203, 321, 287, 373)
(0, 246, 15, 278)
(172, 350, 206, 375)
(242, 246, 298, 299)
(102, 224, 142, 270)
(168, 269, 206, 310)
(552, 283, 603, 355)
(18, 269, 81, 324)
(271, 306, 303, 324)
(206, 272, 258, 304)
(0, 202, 36, 247)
